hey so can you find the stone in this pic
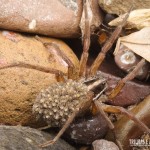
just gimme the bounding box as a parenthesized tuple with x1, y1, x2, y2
(0, 0, 82, 38)
(92, 139, 119, 150)
(0, 30, 79, 127)
(0, 0, 102, 38)
(0, 125, 76, 150)
(98, 0, 150, 15)
(64, 113, 108, 144)
(99, 71, 150, 107)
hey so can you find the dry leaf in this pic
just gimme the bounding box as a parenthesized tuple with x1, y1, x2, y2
(114, 27, 150, 62)
(109, 9, 150, 30)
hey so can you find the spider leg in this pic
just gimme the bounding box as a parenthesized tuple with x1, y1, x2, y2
(108, 58, 146, 99)
(93, 100, 123, 150)
(39, 108, 79, 147)
(0, 62, 65, 82)
(87, 78, 106, 91)
(89, 7, 132, 77)
(35, 36, 76, 80)
(79, 0, 91, 77)
(101, 103, 150, 134)
(94, 101, 114, 129)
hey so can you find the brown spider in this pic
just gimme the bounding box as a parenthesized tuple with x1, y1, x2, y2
(0, 1, 149, 149)
(32, 2, 149, 148)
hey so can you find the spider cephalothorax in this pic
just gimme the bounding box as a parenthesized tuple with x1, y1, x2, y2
(33, 79, 89, 127)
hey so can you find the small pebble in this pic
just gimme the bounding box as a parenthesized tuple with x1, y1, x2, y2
(92, 139, 119, 150)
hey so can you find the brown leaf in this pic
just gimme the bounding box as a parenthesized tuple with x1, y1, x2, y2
(114, 27, 150, 62)
(109, 9, 150, 30)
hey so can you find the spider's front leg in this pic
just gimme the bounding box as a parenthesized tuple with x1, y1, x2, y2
(88, 7, 132, 77)
(79, 0, 91, 77)
(35, 36, 76, 80)
(0, 62, 65, 82)
(108, 58, 146, 99)
(88, 5, 147, 100)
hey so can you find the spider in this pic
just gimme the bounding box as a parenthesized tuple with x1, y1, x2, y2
(32, 2, 149, 148)
(0, 1, 149, 149)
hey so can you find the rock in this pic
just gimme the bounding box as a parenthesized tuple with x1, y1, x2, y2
(113, 28, 150, 80)
(99, 71, 150, 107)
(0, 0, 82, 38)
(64, 113, 109, 144)
(92, 139, 119, 150)
(0, 0, 102, 38)
(0, 30, 79, 127)
(0, 125, 76, 150)
(98, 0, 150, 15)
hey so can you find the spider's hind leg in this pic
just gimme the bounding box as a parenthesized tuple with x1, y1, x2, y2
(93, 98, 150, 149)
(39, 108, 79, 147)
(93, 100, 123, 150)
(101, 103, 150, 134)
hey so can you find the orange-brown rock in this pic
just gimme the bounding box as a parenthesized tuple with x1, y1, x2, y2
(0, 31, 79, 127)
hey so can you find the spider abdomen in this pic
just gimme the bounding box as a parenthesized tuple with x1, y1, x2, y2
(33, 79, 88, 127)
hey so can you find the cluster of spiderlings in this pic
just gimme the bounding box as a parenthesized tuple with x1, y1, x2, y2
(32, 79, 88, 127)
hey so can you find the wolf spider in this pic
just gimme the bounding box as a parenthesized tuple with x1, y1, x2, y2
(0, 2, 149, 149)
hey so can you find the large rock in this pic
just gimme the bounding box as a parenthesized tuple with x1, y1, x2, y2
(0, 30, 79, 127)
(0, 0, 82, 37)
(0, 0, 102, 38)
(0, 125, 76, 150)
